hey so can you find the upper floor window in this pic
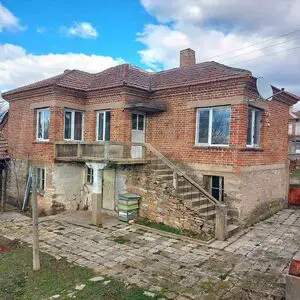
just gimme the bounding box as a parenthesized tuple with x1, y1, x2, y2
(132, 113, 145, 131)
(36, 108, 50, 141)
(288, 123, 293, 135)
(247, 107, 261, 147)
(97, 111, 110, 141)
(195, 106, 231, 146)
(64, 109, 83, 141)
(296, 122, 300, 135)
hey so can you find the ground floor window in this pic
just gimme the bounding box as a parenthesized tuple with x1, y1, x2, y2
(86, 166, 94, 184)
(296, 142, 300, 154)
(36, 168, 45, 192)
(203, 175, 224, 201)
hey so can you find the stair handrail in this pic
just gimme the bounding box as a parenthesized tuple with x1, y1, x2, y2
(144, 143, 221, 206)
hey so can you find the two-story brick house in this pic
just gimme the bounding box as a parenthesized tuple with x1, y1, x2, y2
(2, 49, 299, 238)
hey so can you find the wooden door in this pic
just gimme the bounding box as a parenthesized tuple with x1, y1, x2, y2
(102, 169, 116, 211)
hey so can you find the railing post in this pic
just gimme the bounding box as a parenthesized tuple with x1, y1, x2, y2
(173, 171, 178, 191)
(104, 142, 109, 160)
(77, 143, 83, 158)
(215, 204, 227, 241)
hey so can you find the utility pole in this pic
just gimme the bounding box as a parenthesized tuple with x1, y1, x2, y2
(31, 167, 40, 271)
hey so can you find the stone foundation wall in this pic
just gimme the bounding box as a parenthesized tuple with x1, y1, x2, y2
(181, 162, 289, 226)
(118, 164, 213, 233)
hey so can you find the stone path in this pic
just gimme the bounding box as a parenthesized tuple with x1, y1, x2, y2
(1, 209, 300, 299)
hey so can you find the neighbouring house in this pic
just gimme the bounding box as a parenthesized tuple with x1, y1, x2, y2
(288, 109, 300, 160)
(2, 48, 299, 239)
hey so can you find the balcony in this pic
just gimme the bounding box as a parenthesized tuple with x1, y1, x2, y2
(55, 141, 148, 164)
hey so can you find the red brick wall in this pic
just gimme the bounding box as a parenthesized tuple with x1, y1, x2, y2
(4, 78, 291, 167)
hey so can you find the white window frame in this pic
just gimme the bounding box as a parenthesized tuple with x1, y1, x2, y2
(132, 112, 146, 132)
(64, 109, 84, 141)
(96, 110, 110, 142)
(36, 108, 50, 141)
(195, 106, 231, 147)
(296, 122, 300, 136)
(288, 123, 293, 135)
(247, 107, 261, 148)
(36, 167, 46, 192)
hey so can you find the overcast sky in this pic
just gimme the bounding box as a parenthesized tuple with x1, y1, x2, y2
(1, 0, 300, 109)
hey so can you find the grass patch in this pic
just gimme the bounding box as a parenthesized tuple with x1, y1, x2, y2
(291, 169, 300, 179)
(136, 219, 212, 241)
(113, 236, 130, 244)
(0, 238, 161, 300)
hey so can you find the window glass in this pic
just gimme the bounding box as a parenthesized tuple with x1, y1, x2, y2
(36, 168, 45, 192)
(247, 108, 261, 147)
(74, 111, 83, 140)
(86, 167, 94, 184)
(197, 109, 209, 144)
(288, 124, 293, 135)
(296, 123, 300, 135)
(196, 106, 230, 145)
(43, 110, 50, 140)
(138, 114, 144, 131)
(64, 111, 72, 139)
(105, 111, 111, 141)
(253, 110, 261, 145)
(247, 109, 252, 145)
(37, 109, 50, 140)
(38, 111, 43, 139)
(211, 107, 230, 145)
(132, 114, 137, 130)
(97, 112, 104, 141)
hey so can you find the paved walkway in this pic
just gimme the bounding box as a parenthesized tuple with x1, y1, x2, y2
(1, 209, 300, 299)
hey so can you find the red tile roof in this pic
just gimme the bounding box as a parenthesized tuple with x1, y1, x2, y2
(3, 61, 251, 96)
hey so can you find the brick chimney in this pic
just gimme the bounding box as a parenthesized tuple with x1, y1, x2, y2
(180, 48, 196, 67)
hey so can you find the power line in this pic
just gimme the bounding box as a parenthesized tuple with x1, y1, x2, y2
(203, 28, 300, 61)
(229, 45, 300, 67)
(219, 35, 300, 64)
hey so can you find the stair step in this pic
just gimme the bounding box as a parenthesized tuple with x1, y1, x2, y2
(155, 169, 174, 176)
(227, 224, 240, 237)
(180, 191, 207, 200)
(198, 210, 216, 220)
(227, 217, 239, 226)
(195, 203, 215, 213)
(156, 174, 173, 181)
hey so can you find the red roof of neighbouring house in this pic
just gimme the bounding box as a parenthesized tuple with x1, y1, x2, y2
(2, 61, 252, 96)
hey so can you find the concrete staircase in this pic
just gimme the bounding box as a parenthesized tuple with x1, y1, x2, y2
(152, 161, 240, 238)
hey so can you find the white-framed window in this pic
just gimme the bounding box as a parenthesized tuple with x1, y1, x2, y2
(132, 113, 145, 131)
(36, 167, 46, 192)
(64, 109, 84, 141)
(288, 123, 293, 135)
(36, 108, 50, 141)
(203, 175, 224, 201)
(296, 122, 300, 135)
(96, 110, 110, 141)
(86, 167, 94, 184)
(247, 107, 261, 147)
(195, 106, 231, 146)
(296, 142, 300, 154)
